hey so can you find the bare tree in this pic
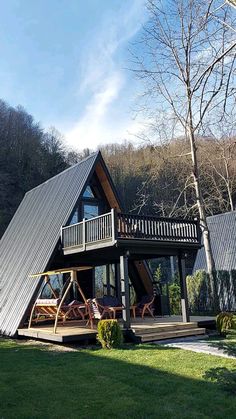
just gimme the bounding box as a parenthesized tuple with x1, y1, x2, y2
(131, 0, 236, 310)
(205, 138, 236, 212)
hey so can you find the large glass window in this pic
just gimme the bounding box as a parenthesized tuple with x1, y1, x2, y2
(83, 203, 99, 220)
(69, 208, 79, 225)
(94, 264, 117, 297)
(94, 264, 136, 303)
(82, 184, 100, 220)
(68, 178, 109, 226)
(40, 274, 64, 299)
(83, 186, 95, 198)
(109, 265, 116, 297)
(94, 265, 107, 297)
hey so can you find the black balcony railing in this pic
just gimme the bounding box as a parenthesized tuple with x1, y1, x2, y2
(61, 209, 201, 251)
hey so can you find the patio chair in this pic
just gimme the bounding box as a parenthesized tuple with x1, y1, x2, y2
(86, 298, 103, 329)
(134, 295, 155, 319)
(95, 296, 124, 319)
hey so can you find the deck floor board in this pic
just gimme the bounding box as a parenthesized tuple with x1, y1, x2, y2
(17, 316, 215, 343)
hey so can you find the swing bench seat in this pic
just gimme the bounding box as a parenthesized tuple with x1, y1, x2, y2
(32, 298, 87, 324)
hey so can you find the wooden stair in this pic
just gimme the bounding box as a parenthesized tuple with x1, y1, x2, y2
(132, 322, 206, 343)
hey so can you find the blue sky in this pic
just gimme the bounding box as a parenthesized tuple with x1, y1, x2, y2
(0, 0, 147, 151)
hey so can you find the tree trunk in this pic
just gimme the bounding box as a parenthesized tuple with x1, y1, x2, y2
(224, 157, 234, 211)
(187, 117, 220, 313)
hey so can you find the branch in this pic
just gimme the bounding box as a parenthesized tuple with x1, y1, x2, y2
(193, 41, 236, 93)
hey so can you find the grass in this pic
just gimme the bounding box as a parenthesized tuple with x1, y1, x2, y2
(207, 331, 236, 358)
(0, 338, 236, 419)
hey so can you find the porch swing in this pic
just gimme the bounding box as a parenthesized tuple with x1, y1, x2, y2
(28, 267, 93, 333)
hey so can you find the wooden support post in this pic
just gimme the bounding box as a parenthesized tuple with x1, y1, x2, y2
(82, 218, 86, 251)
(28, 275, 49, 328)
(120, 254, 130, 329)
(111, 208, 117, 243)
(60, 225, 63, 246)
(54, 277, 73, 334)
(178, 254, 190, 323)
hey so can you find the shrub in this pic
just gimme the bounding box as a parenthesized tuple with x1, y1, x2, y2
(97, 319, 123, 349)
(216, 312, 236, 336)
(186, 270, 212, 314)
(169, 282, 181, 315)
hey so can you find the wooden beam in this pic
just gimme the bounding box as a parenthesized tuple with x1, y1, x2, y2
(120, 254, 131, 329)
(30, 266, 93, 277)
(95, 161, 121, 212)
(53, 278, 73, 333)
(178, 254, 190, 323)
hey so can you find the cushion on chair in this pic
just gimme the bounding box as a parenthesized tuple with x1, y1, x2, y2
(103, 296, 122, 307)
(36, 298, 61, 306)
(96, 297, 105, 306)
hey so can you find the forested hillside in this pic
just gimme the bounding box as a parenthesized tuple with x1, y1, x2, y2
(0, 99, 236, 238)
(0, 99, 83, 237)
(102, 139, 236, 218)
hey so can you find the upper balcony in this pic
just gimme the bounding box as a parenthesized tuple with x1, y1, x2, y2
(61, 209, 201, 255)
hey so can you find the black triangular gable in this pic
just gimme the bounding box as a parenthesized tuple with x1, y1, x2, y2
(0, 152, 102, 336)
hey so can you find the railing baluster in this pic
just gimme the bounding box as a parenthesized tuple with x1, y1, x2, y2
(166, 221, 169, 239)
(160, 221, 163, 239)
(186, 223, 189, 241)
(154, 219, 157, 237)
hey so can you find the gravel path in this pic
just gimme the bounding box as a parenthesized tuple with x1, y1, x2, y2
(155, 335, 236, 359)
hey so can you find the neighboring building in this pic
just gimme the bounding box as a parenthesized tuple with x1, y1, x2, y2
(194, 211, 236, 311)
(0, 151, 201, 337)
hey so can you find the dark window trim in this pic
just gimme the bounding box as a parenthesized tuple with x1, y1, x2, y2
(66, 172, 110, 225)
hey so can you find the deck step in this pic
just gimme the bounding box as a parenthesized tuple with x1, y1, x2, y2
(132, 322, 198, 335)
(135, 327, 206, 342)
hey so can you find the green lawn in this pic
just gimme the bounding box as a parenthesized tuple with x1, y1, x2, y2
(207, 332, 236, 358)
(0, 338, 236, 419)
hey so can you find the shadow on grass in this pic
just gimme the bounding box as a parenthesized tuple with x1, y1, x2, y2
(1, 340, 236, 419)
(32, 341, 173, 353)
(204, 367, 236, 394)
(208, 333, 236, 357)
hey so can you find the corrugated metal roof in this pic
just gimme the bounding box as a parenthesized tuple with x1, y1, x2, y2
(0, 152, 99, 336)
(193, 211, 236, 272)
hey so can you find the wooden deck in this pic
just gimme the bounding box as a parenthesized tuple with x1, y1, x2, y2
(18, 321, 97, 343)
(130, 316, 214, 342)
(17, 316, 215, 343)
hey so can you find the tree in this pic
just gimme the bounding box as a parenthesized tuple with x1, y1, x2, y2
(131, 0, 236, 310)
(204, 137, 236, 212)
(0, 100, 69, 237)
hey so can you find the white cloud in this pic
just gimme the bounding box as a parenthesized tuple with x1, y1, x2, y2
(65, 1, 148, 151)
(66, 73, 124, 149)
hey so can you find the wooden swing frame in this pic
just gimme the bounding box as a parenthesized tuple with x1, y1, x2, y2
(28, 267, 93, 334)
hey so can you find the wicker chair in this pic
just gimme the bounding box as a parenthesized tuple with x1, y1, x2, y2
(95, 296, 124, 319)
(134, 295, 155, 319)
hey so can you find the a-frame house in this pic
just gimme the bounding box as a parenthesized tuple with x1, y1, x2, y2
(0, 151, 203, 341)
